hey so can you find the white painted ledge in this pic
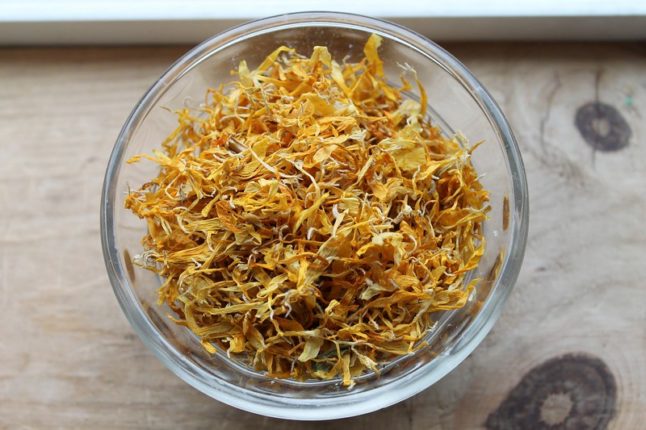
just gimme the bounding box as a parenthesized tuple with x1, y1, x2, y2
(1, 0, 645, 44)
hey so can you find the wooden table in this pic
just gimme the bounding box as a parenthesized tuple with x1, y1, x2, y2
(1, 42, 644, 429)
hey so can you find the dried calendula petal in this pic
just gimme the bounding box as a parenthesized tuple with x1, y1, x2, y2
(298, 334, 324, 362)
(125, 33, 490, 387)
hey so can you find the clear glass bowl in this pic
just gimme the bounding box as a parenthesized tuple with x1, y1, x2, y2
(101, 12, 528, 421)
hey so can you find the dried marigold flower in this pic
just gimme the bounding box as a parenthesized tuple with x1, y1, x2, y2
(125, 34, 489, 387)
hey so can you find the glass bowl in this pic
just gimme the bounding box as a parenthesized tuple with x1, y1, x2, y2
(101, 11, 528, 421)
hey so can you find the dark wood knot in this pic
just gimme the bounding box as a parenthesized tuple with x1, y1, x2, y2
(575, 102, 631, 152)
(486, 353, 617, 430)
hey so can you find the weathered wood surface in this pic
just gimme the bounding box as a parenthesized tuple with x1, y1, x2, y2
(1, 42, 644, 429)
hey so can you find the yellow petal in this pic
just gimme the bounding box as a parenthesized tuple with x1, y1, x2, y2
(363, 33, 384, 77)
(298, 336, 324, 362)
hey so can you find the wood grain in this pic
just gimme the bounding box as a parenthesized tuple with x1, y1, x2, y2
(1, 42, 645, 429)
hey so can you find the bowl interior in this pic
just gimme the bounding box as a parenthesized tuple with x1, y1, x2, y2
(102, 13, 527, 420)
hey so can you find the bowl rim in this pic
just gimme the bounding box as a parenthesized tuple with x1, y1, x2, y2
(101, 10, 529, 421)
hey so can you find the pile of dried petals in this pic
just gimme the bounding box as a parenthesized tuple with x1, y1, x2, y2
(125, 34, 489, 386)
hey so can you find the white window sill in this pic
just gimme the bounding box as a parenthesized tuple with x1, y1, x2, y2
(1, 0, 646, 45)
